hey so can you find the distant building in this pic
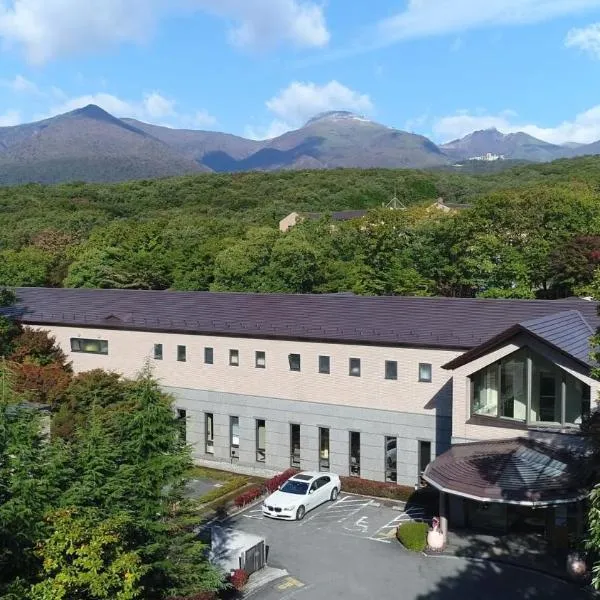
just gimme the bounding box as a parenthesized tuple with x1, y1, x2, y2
(279, 210, 368, 232)
(427, 198, 471, 213)
(468, 152, 505, 162)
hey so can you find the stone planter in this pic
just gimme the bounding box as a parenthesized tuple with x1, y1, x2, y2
(566, 552, 588, 580)
(427, 529, 445, 551)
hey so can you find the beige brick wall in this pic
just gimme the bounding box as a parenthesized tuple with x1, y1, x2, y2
(37, 324, 461, 416)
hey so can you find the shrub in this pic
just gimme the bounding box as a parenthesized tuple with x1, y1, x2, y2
(167, 593, 216, 600)
(234, 486, 263, 508)
(198, 477, 248, 505)
(264, 468, 298, 493)
(229, 569, 249, 591)
(340, 477, 415, 501)
(397, 522, 428, 552)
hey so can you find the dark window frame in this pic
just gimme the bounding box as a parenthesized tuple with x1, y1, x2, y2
(318, 427, 330, 472)
(229, 349, 239, 366)
(256, 419, 266, 463)
(318, 355, 330, 374)
(385, 436, 397, 483)
(205, 413, 214, 454)
(204, 347, 214, 365)
(349, 357, 361, 377)
(177, 345, 187, 362)
(290, 423, 301, 468)
(349, 431, 360, 477)
(289, 353, 301, 372)
(230, 416, 240, 460)
(153, 343, 163, 360)
(177, 408, 187, 444)
(255, 351, 266, 369)
(70, 338, 108, 355)
(385, 360, 398, 380)
(418, 363, 432, 383)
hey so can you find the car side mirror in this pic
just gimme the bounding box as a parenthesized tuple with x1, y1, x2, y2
(309, 489, 314, 495)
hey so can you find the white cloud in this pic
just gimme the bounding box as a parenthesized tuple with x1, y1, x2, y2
(432, 106, 600, 145)
(377, 0, 600, 43)
(566, 22, 600, 59)
(0, 109, 21, 126)
(0, 0, 328, 63)
(1, 74, 40, 94)
(246, 80, 374, 140)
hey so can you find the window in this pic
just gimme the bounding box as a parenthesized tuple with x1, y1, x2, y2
(177, 345, 187, 362)
(349, 431, 360, 477)
(230, 416, 240, 459)
(204, 347, 214, 364)
(177, 409, 187, 443)
(205, 413, 214, 454)
(229, 349, 239, 366)
(289, 354, 301, 372)
(318, 355, 330, 374)
(319, 427, 330, 471)
(70, 338, 108, 355)
(385, 360, 398, 380)
(500, 351, 527, 420)
(256, 419, 266, 462)
(418, 363, 432, 382)
(255, 351, 266, 369)
(349, 358, 361, 377)
(153, 344, 163, 360)
(418, 441, 431, 479)
(290, 424, 301, 468)
(385, 436, 397, 483)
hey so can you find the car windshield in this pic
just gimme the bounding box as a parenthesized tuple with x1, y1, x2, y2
(280, 480, 309, 495)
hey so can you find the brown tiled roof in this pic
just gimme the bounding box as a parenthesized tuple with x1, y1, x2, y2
(424, 435, 595, 505)
(5, 288, 599, 350)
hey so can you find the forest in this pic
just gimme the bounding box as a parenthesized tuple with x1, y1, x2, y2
(1, 155, 600, 298)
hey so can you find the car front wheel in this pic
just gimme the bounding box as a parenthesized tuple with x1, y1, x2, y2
(296, 506, 306, 521)
(330, 487, 339, 501)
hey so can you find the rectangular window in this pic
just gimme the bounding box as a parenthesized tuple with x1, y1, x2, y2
(349, 358, 361, 377)
(230, 416, 240, 459)
(153, 343, 163, 360)
(255, 351, 266, 369)
(205, 413, 214, 454)
(290, 424, 301, 468)
(289, 353, 301, 372)
(70, 338, 108, 355)
(319, 427, 330, 471)
(418, 363, 432, 382)
(418, 440, 431, 479)
(349, 431, 360, 477)
(500, 351, 527, 420)
(256, 419, 266, 462)
(177, 345, 187, 362)
(385, 436, 397, 483)
(177, 409, 187, 444)
(385, 360, 398, 380)
(204, 347, 214, 364)
(472, 364, 499, 417)
(318, 355, 330, 374)
(229, 349, 239, 366)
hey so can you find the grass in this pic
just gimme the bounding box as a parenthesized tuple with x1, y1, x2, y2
(397, 522, 429, 552)
(187, 465, 241, 482)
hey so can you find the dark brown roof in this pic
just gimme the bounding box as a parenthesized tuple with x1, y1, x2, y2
(6, 288, 600, 350)
(424, 435, 595, 505)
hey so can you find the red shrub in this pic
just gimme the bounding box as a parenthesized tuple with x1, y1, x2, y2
(234, 486, 263, 507)
(340, 476, 414, 501)
(230, 569, 249, 591)
(264, 468, 298, 493)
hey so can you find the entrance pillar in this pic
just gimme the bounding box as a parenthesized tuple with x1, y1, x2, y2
(439, 491, 448, 542)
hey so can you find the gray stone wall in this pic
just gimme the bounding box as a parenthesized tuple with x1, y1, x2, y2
(167, 386, 451, 486)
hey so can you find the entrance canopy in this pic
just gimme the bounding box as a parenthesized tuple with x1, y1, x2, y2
(423, 435, 595, 506)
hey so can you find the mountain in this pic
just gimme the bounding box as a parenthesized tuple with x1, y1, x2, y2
(0, 105, 208, 185)
(440, 128, 568, 163)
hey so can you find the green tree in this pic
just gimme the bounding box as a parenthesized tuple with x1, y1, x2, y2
(0, 248, 53, 287)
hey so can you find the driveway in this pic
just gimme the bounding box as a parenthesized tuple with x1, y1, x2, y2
(224, 494, 595, 600)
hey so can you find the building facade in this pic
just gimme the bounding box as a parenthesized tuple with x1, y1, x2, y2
(6, 288, 599, 490)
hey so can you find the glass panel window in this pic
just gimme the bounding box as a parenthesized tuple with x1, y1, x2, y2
(229, 349, 239, 366)
(349, 358, 361, 377)
(385, 436, 397, 483)
(418, 363, 432, 382)
(319, 355, 330, 374)
(289, 354, 301, 372)
(204, 347, 214, 364)
(418, 441, 431, 478)
(385, 360, 398, 380)
(349, 431, 360, 477)
(565, 376, 590, 425)
(290, 424, 301, 468)
(530, 353, 560, 423)
(230, 416, 240, 459)
(319, 427, 330, 471)
(255, 351, 266, 369)
(177, 409, 186, 443)
(205, 413, 214, 454)
(256, 419, 266, 462)
(177, 345, 187, 362)
(70, 338, 108, 355)
(472, 365, 499, 417)
(153, 344, 163, 360)
(500, 351, 527, 420)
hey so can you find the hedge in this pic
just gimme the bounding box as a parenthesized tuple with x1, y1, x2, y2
(234, 468, 299, 508)
(230, 569, 249, 591)
(340, 477, 415, 501)
(397, 522, 428, 552)
(198, 476, 248, 505)
(234, 486, 263, 508)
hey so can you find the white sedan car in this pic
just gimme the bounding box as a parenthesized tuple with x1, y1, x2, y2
(262, 471, 341, 521)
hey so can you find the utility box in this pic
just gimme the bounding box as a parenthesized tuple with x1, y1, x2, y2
(209, 527, 266, 576)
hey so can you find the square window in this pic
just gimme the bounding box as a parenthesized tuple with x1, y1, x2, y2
(319, 355, 330, 374)
(385, 360, 397, 380)
(229, 349, 239, 366)
(419, 363, 432, 382)
(289, 353, 301, 372)
(153, 344, 163, 360)
(349, 358, 361, 377)
(255, 351, 266, 369)
(204, 347, 214, 364)
(177, 345, 187, 362)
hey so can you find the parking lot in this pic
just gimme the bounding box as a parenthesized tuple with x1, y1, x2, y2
(224, 494, 595, 600)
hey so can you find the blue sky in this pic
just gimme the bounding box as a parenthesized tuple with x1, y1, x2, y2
(1, 0, 600, 143)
